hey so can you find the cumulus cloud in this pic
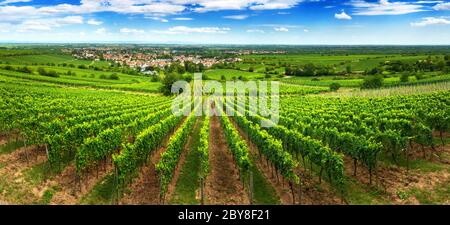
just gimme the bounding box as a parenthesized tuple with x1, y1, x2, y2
(120, 28, 145, 34)
(223, 14, 249, 20)
(95, 28, 106, 35)
(87, 19, 102, 25)
(410, 17, 450, 27)
(335, 11, 352, 20)
(147, 16, 169, 23)
(274, 27, 289, 32)
(16, 16, 83, 32)
(433, 2, 450, 10)
(154, 26, 231, 34)
(246, 29, 265, 33)
(172, 17, 193, 21)
(0, 0, 31, 5)
(349, 0, 427, 16)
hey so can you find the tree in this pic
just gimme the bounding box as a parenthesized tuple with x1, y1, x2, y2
(400, 73, 409, 82)
(248, 67, 255, 72)
(160, 73, 181, 96)
(346, 65, 352, 74)
(329, 83, 341, 91)
(221, 75, 226, 81)
(361, 75, 383, 89)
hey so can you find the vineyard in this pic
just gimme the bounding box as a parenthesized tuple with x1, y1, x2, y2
(0, 77, 448, 205)
(0, 50, 449, 205)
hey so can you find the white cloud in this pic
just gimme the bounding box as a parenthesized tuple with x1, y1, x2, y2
(303, 29, 309, 32)
(147, 16, 169, 23)
(87, 19, 102, 25)
(0, 1, 308, 23)
(250, 0, 302, 10)
(172, 17, 193, 21)
(335, 11, 352, 20)
(56, 16, 83, 25)
(246, 29, 265, 33)
(0, 0, 31, 5)
(154, 26, 231, 34)
(411, 17, 450, 27)
(349, 0, 427, 16)
(433, 2, 450, 10)
(277, 12, 291, 14)
(120, 28, 145, 34)
(193, 0, 304, 12)
(95, 28, 106, 35)
(223, 14, 249, 20)
(0, 22, 12, 32)
(16, 16, 83, 32)
(274, 27, 289, 32)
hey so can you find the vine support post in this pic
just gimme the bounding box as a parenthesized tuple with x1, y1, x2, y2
(297, 181, 302, 205)
(24, 139, 29, 165)
(249, 171, 253, 205)
(45, 144, 52, 175)
(200, 177, 205, 205)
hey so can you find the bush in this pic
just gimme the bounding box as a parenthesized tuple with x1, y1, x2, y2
(400, 73, 409, 82)
(311, 77, 320, 81)
(17, 66, 33, 74)
(151, 75, 161, 82)
(361, 75, 383, 89)
(109, 73, 119, 80)
(45, 70, 59, 77)
(329, 83, 341, 91)
(37, 67, 59, 77)
(221, 75, 226, 81)
(265, 73, 272, 79)
(99, 74, 107, 79)
(415, 74, 424, 80)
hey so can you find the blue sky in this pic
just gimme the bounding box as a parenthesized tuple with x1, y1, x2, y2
(0, 0, 450, 44)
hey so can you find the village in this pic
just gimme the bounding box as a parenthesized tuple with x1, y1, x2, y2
(69, 47, 247, 73)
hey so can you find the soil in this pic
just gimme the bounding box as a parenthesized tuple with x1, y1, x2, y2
(119, 145, 167, 204)
(204, 115, 250, 205)
(343, 144, 450, 205)
(45, 158, 114, 205)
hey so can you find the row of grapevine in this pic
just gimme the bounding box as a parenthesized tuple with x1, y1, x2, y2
(216, 103, 252, 174)
(220, 98, 299, 185)
(197, 115, 210, 180)
(113, 113, 184, 188)
(75, 108, 173, 174)
(156, 108, 197, 197)
(228, 98, 345, 187)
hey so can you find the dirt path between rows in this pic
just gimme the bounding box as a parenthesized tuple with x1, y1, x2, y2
(120, 119, 187, 205)
(229, 119, 291, 205)
(164, 118, 201, 202)
(204, 116, 249, 205)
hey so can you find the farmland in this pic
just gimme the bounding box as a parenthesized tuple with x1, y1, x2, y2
(0, 46, 449, 205)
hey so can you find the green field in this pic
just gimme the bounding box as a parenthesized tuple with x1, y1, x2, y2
(281, 73, 450, 87)
(241, 54, 437, 72)
(204, 69, 266, 80)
